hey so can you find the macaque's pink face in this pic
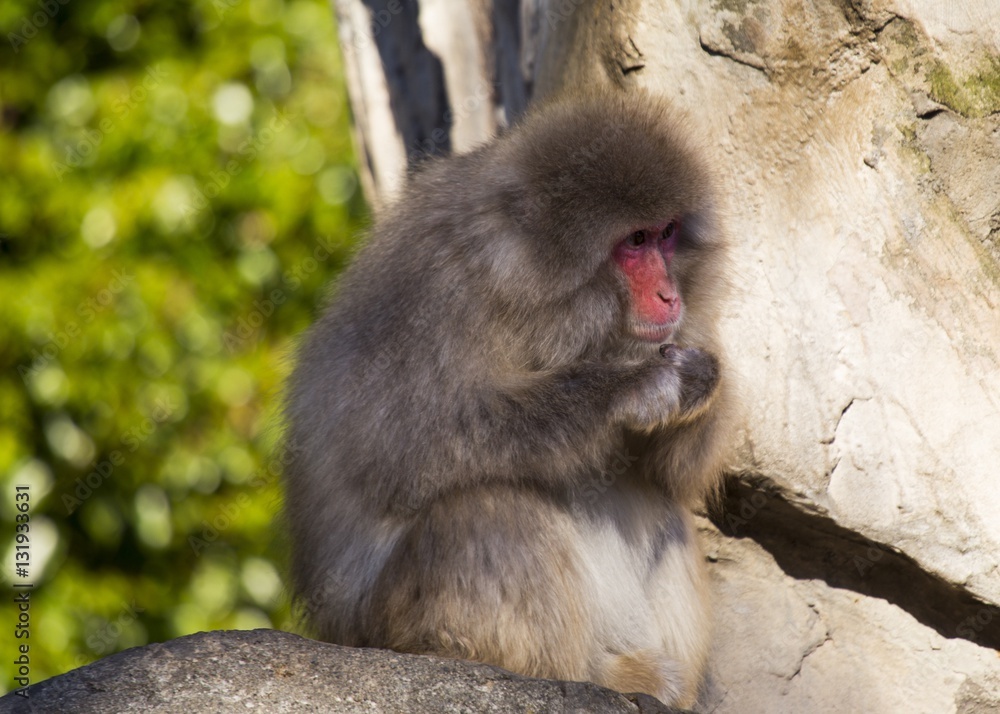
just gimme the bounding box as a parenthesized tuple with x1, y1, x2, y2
(612, 220, 682, 342)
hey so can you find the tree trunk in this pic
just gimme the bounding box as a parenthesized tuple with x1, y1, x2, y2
(333, 1, 1000, 710)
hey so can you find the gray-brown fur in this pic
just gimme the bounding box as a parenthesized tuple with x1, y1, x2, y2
(282, 90, 733, 707)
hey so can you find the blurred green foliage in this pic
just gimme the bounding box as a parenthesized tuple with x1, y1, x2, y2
(0, 0, 365, 691)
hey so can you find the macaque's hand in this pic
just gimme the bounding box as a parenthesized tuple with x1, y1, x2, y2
(617, 345, 720, 428)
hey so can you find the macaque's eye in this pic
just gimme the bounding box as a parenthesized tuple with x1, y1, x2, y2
(625, 230, 646, 248)
(662, 221, 677, 241)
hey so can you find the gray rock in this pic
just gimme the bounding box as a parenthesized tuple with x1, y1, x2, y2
(0, 629, 683, 714)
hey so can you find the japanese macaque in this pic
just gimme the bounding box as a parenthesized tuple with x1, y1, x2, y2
(283, 90, 732, 707)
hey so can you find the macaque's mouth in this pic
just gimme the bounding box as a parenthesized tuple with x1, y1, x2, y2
(632, 323, 677, 343)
